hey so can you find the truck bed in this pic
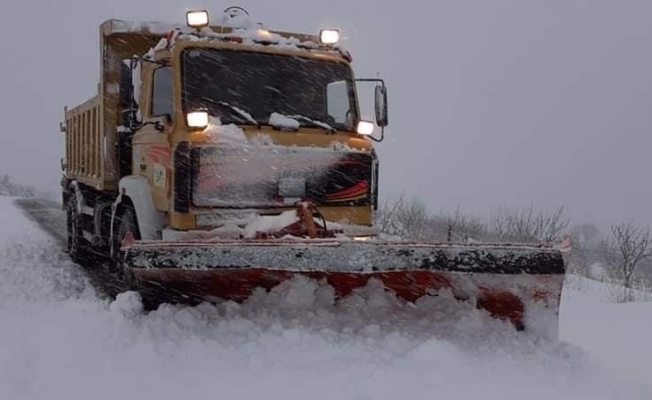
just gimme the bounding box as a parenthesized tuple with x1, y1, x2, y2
(63, 96, 107, 190)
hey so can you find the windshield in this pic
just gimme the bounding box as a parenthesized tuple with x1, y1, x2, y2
(181, 48, 358, 131)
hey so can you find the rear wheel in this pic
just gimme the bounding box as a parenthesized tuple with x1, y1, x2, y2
(66, 199, 89, 263)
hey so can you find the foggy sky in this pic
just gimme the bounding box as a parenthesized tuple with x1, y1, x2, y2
(1, 0, 650, 232)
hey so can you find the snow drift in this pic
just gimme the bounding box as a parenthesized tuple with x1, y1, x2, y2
(2, 196, 652, 399)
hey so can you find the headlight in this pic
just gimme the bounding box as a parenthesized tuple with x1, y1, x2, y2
(187, 111, 209, 129)
(186, 10, 210, 29)
(319, 29, 340, 45)
(356, 120, 375, 136)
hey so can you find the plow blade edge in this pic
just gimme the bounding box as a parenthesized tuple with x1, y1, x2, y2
(121, 240, 566, 335)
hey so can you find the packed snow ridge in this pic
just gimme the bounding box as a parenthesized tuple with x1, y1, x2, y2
(3, 197, 652, 399)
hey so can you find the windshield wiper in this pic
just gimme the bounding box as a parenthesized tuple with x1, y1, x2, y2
(289, 114, 337, 133)
(215, 101, 259, 126)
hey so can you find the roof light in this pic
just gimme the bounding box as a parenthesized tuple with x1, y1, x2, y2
(186, 10, 209, 29)
(356, 121, 374, 136)
(187, 111, 209, 129)
(319, 29, 340, 45)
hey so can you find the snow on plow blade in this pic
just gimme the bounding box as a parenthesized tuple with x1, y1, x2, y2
(121, 239, 566, 335)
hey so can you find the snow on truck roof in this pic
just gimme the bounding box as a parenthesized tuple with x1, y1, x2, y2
(101, 17, 351, 60)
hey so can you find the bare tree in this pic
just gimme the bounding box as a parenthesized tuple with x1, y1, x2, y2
(603, 221, 652, 296)
(378, 194, 431, 240)
(565, 223, 604, 276)
(379, 194, 571, 247)
(377, 194, 403, 234)
(489, 205, 570, 244)
(438, 207, 487, 242)
(378, 194, 487, 242)
(569, 222, 603, 247)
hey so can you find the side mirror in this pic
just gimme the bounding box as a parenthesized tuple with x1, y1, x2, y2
(355, 77, 388, 142)
(374, 84, 388, 128)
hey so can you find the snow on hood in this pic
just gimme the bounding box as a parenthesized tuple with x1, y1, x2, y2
(268, 113, 300, 130)
(204, 117, 274, 147)
(202, 117, 363, 152)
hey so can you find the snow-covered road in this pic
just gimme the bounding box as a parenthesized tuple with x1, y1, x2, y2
(2, 196, 651, 400)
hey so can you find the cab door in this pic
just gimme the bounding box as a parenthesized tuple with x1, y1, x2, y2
(132, 64, 173, 212)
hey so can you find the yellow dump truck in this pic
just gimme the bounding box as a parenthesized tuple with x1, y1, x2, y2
(60, 7, 566, 337)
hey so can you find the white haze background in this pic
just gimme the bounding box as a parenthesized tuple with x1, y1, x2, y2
(0, 0, 650, 230)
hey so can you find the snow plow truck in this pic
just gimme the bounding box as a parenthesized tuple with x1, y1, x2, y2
(59, 7, 566, 337)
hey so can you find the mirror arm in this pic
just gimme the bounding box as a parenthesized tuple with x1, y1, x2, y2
(130, 56, 169, 67)
(355, 78, 386, 86)
(367, 127, 385, 143)
(137, 120, 166, 132)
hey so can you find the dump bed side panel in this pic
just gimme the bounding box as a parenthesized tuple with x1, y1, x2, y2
(63, 20, 166, 191)
(64, 96, 104, 189)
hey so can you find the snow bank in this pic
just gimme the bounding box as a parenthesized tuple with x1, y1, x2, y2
(563, 274, 652, 303)
(560, 276, 652, 389)
(3, 197, 652, 399)
(0, 198, 92, 304)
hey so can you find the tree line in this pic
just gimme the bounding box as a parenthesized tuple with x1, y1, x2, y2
(377, 193, 652, 301)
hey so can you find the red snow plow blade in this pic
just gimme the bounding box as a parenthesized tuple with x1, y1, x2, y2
(120, 238, 566, 335)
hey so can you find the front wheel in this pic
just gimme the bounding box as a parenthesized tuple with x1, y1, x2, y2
(111, 206, 140, 286)
(114, 207, 139, 248)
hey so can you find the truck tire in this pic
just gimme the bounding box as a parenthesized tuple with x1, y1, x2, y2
(114, 206, 140, 247)
(112, 206, 161, 310)
(112, 206, 140, 284)
(66, 199, 90, 263)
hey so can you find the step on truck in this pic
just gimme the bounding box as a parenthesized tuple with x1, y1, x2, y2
(59, 6, 566, 337)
